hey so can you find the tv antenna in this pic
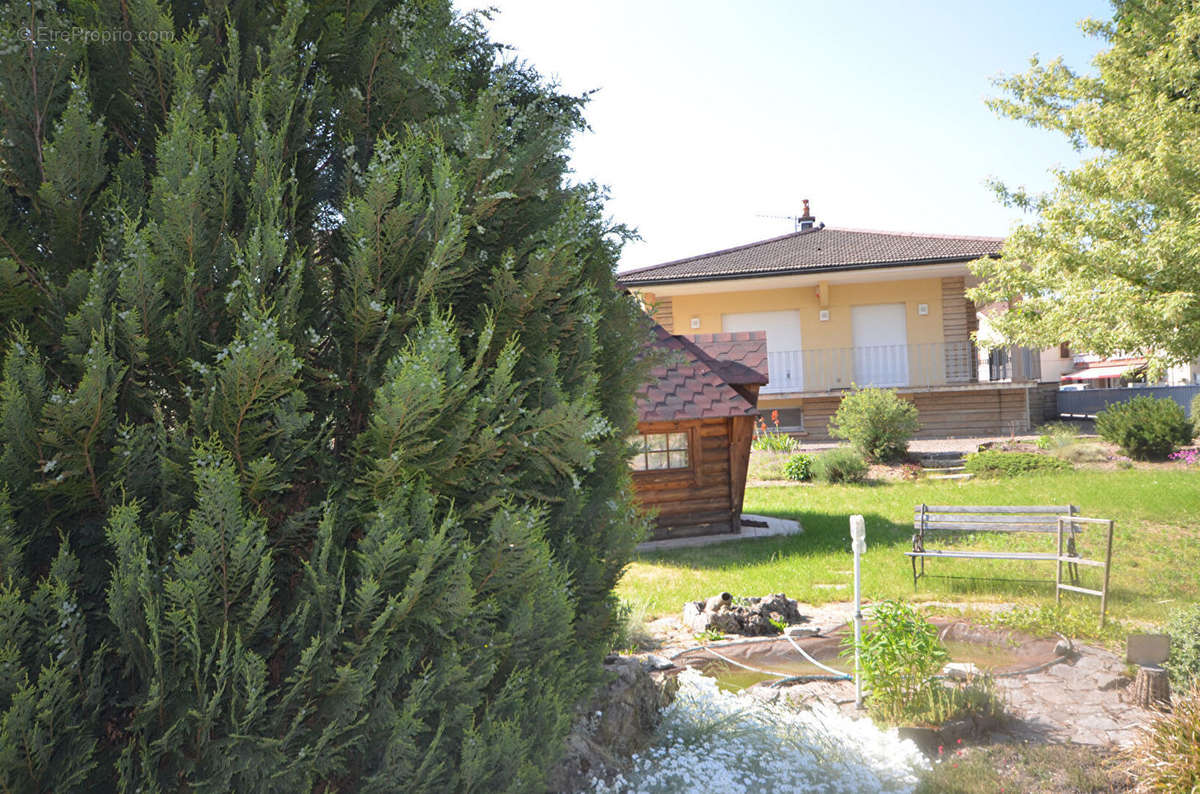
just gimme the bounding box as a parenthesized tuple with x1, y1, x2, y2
(756, 213, 805, 232)
(756, 199, 818, 233)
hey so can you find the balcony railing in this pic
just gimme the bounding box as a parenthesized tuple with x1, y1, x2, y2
(762, 342, 1039, 394)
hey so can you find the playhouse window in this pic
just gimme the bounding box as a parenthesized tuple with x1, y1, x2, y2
(629, 432, 690, 471)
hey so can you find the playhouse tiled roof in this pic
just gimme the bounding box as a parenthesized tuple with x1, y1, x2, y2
(618, 227, 1003, 286)
(637, 327, 768, 422)
(684, 332, 769, 386)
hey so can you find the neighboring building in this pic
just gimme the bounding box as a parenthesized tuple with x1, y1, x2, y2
(1059, 355, 1148, 389)
(619, 206, 1043, 440)
(631, 325, 768, 540)
(1040, 343, 1078, 385)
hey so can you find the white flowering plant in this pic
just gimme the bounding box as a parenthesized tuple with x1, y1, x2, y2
(590, 669, 929, 794)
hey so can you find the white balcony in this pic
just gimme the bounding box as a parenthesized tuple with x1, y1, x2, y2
(761, 342, 1032, 394)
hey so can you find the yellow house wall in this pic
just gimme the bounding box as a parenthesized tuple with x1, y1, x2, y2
(668, 279, 949, 390)
(668, 278, 945, 347)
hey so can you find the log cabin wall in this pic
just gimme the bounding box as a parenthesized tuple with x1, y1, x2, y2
(633, 417, 737, 540)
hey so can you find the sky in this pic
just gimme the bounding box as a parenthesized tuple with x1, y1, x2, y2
(461, 0, 1112, 270)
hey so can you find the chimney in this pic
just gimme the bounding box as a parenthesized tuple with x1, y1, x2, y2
(798, 199, 816, 231)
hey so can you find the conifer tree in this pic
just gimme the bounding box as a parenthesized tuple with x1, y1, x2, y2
(0, 1, 649, 789)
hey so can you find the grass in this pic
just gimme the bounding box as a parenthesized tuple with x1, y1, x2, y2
(916, 743, 1128, 793)
(619, 469, 1200, 633)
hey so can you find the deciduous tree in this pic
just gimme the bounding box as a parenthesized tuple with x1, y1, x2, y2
(971, 0, 1200, 365)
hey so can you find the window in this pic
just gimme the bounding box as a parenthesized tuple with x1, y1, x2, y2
(629, 432, 690, 471)
(1060, 342, 1071, 358)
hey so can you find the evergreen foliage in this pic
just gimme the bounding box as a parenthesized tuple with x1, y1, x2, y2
(1095, 396, 1193, 460)
(0, 2, 649, 790)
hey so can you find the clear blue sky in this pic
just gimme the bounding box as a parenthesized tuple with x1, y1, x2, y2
(462, 0, 1112, 270)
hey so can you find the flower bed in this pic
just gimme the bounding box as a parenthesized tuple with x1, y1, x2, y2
(589, 669, 929, 793)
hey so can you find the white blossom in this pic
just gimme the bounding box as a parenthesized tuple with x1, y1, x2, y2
(589, 669, 928, 793)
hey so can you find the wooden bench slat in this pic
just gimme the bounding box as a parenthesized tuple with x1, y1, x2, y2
(916, 513, 1075, 524)
(914, 523, 1072, 533)
(905, 550, 1062, 561)
(914, 505, 1075, 514)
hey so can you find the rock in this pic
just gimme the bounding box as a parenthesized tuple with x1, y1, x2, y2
(546, 655, 679, 793)
(641, 654, 676, 671)
(681, 593, 808, 637)
(942, 662, 981, 680)
(705, 592, 734, 613)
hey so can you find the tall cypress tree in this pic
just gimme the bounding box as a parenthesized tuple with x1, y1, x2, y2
(0, 1, 649, 790)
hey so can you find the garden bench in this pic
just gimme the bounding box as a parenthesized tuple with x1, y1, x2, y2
(907, 505, 1116, 626)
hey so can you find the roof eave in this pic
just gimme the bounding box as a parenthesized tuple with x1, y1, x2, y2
(617, 253, 1000, 288)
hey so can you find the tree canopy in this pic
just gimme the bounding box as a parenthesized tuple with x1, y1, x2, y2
(970, 0, 1200, 365)
(0, 1, 648, 790)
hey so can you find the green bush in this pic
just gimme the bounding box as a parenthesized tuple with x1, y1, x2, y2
(1166, 603, 1200, 688)
(784, 453, 814, 481)
(964, 450, 1073, 477)
(828, 387, 920, 462)
(0, 5, 646, 789)
(849, 600, 949, 723)
(812, 447, 868, 484)
(1095, 396, 1193, 460)
(1192, 393, 1200, 438)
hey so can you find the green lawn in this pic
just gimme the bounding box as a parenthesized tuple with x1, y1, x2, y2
(618, 469, 1200, 629)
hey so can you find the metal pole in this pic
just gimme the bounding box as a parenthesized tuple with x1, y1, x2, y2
(1100, 519, 1115, 629)
(850, 514, 866, 710)
(1056, 517, 1063, 606)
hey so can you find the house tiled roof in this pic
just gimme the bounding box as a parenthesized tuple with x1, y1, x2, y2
(637, 326, 768, 423)
(618, 227, 1003, 286)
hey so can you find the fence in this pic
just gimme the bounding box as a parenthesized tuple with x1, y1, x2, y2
(761, 342, 1034, 395)
(1057, 384, 1200, 418)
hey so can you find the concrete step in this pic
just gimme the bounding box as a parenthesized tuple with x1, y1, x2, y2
(926, 472, 974, 481)
(922, 465, 966, 473)
(912, 452, 967, 469)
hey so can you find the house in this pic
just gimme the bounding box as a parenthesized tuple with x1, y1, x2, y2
(618, 204, 1044, 440)
(631, 325, 768, 540)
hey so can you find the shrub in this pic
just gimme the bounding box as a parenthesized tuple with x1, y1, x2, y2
(1095, 396, 1193, 460)
(0, 5, 646, 789)
(964, 450, 1073, 477)
(1123, 684, 1200, 794)
(850, 600, 948, 723)
(828, 388, 920, 462)
(812, 447, 869, 484)
(1166, 603, 1200, 688)
(784, 453, 814, 481)
(1193, 393, 1200, 438)
(752, 410, 798, 453)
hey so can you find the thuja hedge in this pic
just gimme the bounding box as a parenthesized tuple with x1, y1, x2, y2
(0, 1, 649, 790)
